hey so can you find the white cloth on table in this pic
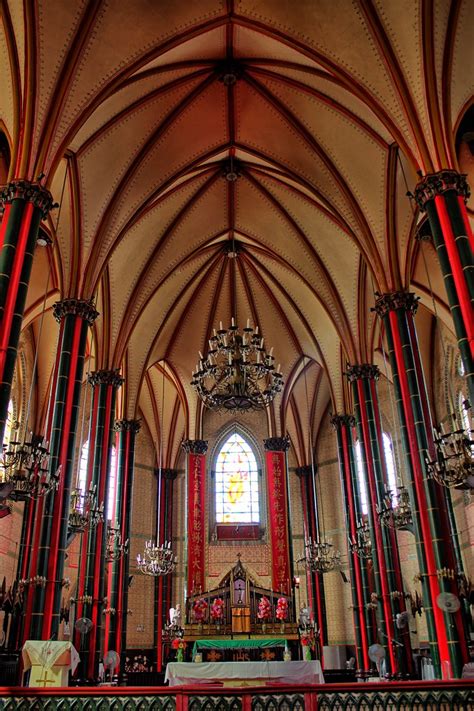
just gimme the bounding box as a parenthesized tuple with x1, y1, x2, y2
(165, 660, 324, 686)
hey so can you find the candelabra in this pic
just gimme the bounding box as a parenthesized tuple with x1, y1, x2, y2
(68, 486, 104, 533)
(426, 419, 474, 489)
(106, 524, 129, 562)
(376, 486, 413, 530)
(136, 539, 177, 577)
(0, 433, 61, 501)
(191, 318, 283, 411)
(299, 536, 341, 573)
(349, 520, 372, 559)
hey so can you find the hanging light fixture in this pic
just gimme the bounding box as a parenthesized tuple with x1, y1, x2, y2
(348, 519, 372, 560)
(106, 523, 129, 563)
(376, 486, 413, 530)
(191, 166, 283, 411)
(298, 357, 341, 574)
(0, 220, 61, 501)
(68, 486, 104, 534)
(137, 362, 177, 577)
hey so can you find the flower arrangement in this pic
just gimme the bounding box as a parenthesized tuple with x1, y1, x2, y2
(171, 638, 187, 650)
(257, 595, 272, 620)
(210, 597, 224, 621)
(193, 598, 208, 622)
(276, 596, 288, 621)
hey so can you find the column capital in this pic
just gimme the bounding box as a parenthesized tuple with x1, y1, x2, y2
(373, 291, 419, 318)
(88, 369, 124, 388)
(414, 170, 470, 209)
(330, 413, 356, 429)
(157, 468, 178, 481)
(346, 364, 380, 382)
(263, 435, 290, 452)
(295, 464, 314, 478)
(0, 180, 55, 219)
(182, 439, 208, 455)
(114, 419, 141, 434)
(53, 298, 99, 325)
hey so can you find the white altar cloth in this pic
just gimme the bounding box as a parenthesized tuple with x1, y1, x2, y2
(165, 660, 324, 686)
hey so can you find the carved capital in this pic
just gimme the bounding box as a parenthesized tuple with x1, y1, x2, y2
(0, 180, 55, 219)
(330, 414, 356, 430)
(114, 419, 141, 434)
(158, 468, 178, 481)
(414, 170, 470, 210)
(88, 369, 124, 389)
(263, 435, 290, 452)
(295, 465, 314, 478)
(346, 364, 380, 382)
(373, 291, 419, 318)
(182, 439, 208, 455)
(53, 298, 99, 325)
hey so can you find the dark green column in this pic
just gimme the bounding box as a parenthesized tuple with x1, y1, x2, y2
(0, 180, 54, 443)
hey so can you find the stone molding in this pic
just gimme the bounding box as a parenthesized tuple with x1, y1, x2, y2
(330, 414, 356, 430)
(414, 170, 470, 209)
(346, 364, 380, 382)
(88, 369, 124, 388)
(182, 439, 208, 455)
(263, 435, 290, 452)
(373, 291, 419, 318)
(114, 419, 141, 434)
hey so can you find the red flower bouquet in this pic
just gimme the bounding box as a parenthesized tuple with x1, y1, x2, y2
(257, 595, 272, 620)
(171, 638, 187, 650)
(276, 596, 288, 621)
(210, 597, 224, 621)
(193, 598, 208, 622)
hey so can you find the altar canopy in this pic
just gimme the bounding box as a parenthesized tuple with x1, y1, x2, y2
(22, 640, 80, 687)
(165, 660, 324, 686)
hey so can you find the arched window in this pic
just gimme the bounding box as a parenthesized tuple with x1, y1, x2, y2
(77, 440, 89, 494)
(4, 399, 15, 447)
(354, 440, 368, 515)
(215, 432, 259, 524)
(382, 432, 398, 504)
(107, 445, 117, 521)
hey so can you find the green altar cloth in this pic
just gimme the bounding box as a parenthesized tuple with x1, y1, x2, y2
(192, 638, 286, 657)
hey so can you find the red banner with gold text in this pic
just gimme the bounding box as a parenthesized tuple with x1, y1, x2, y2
(266, 450, 291, 593)
(187, 453, 206, 594)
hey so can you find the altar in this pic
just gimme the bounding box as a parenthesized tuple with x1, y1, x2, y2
(22, 640, 80, 687)
(165, 660, 324, 686)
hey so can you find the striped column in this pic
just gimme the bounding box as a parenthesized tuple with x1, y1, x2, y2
(415, 171, 473, 404)
(182, 440, 208, 595)
(74, 369, 123, 680)
(295, 465, 327, 648)
(104, 419, 140, 659)
(346, 366, 413, 676)
(331, 415, 370, 671)
(154, 468, 177, 673)
(375, 292, 468, 678)
(0, 180, 54, 443)
(26, 300, 98, 641)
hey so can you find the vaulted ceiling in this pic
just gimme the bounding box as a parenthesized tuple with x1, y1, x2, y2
(1, 0, 473, 464)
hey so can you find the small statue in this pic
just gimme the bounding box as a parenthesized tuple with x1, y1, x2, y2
(169, 603, 182, 627)
(299, 604, 311, 628)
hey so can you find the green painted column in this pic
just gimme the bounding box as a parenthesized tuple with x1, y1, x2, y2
(0, 180, 54, 443)
(374, 291, 468, 678)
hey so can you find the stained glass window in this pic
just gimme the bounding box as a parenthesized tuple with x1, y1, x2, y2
(382, 432, 398, 505)
(215, 433, 259, 523)
(4, 399, 14, 447)
(354, 440, 369, 515)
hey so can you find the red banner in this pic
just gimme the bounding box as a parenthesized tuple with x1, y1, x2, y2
(187, 453, 206, 594)
(266, 450, 291, 593)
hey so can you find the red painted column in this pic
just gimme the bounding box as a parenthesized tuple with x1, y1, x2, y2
(263, 437, 292, 595)
(182, 440, 208, 595)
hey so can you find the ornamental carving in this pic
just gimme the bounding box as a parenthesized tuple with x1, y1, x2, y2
(114, 419, 141, 434)
(182, 439, 208, 455)
(0, 180, 55, 219)
(263, 436, 290, 452)
(53, 298, 99, 325)
(414, 170, 470, 209)
(373, 291, 419, 318)
(88, 369, 124, 388)
(159, 468, 178, 480)
(346, 364, 380, 382)
(330, 414, 356, 430)
(295, 465, 314, 478)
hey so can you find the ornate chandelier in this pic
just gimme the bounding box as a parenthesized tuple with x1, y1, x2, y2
(0, 433, 60, 501)
(376, 486, 413, 530)
(191, 318, 283, 411)
(349, 519, 372, 559)
(426, 419, 474, 489)
(68, 486, 103, 533)
(136, 539, 177, 577)
(300, 536, 341, 574)
(106, 524, 129, 563)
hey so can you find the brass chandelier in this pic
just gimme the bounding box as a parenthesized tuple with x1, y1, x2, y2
(349, 519, 372, 560)
(425, 418, 474, 489)
(68, 486, 104, 534)
(376, 486, 413, 530)
(191, 317, 283, 411)
(0, 433, 60, 501)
